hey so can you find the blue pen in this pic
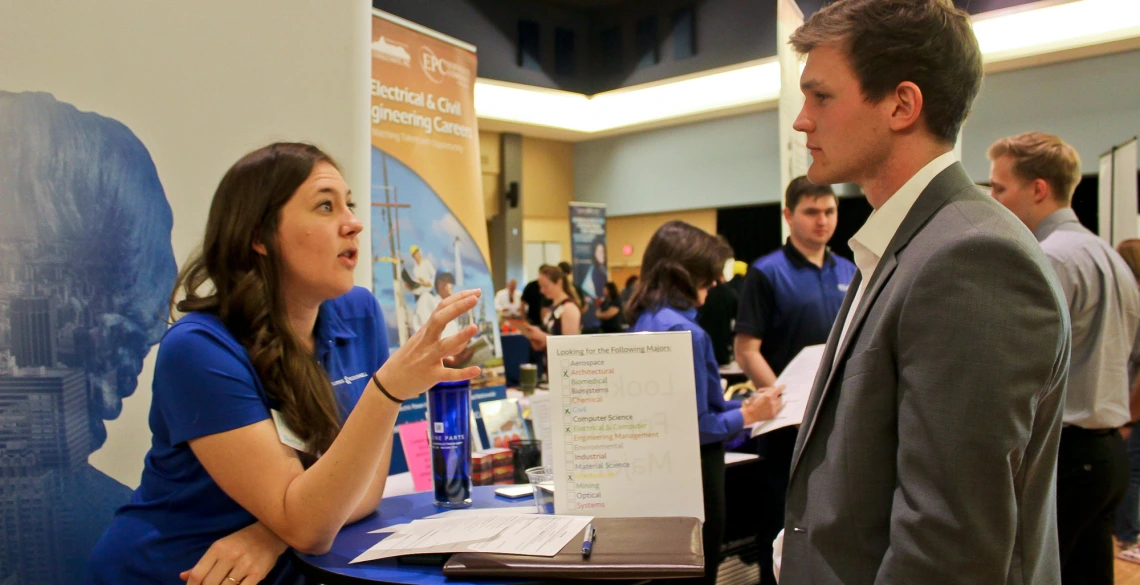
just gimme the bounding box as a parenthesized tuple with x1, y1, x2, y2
(581, 523, 595, 558)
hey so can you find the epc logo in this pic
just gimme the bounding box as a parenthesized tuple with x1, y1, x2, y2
(420, 46, 471, 86)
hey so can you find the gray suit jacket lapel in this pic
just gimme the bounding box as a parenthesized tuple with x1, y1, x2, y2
(788, 162, 977, 481)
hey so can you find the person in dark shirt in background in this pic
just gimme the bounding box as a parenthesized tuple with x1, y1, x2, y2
(520, 265, 550, 326)
(733, 176, 855, 585)
(598, 281, 624, 333)
(620, 275, 639, 306)
(697, 242, 738, 366)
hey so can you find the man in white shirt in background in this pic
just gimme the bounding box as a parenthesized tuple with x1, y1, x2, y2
(776, 1, 1071, 584)
(410, 244, 435, 296)
(494, 279, 523, 320)
(413, 272, 459, 338)
(990, 131, 1140, 584)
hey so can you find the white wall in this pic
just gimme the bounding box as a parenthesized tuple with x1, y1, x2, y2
(962, 50, 1140, 180)
(0, 0, 372, 487)
(573, 111, 781, 216)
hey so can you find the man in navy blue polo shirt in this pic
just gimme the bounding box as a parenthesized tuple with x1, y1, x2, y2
(733, 176, 855, 585)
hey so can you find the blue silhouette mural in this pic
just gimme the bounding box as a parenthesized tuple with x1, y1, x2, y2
(0, 91, 177, 585)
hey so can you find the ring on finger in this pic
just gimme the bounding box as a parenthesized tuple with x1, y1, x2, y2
(227, 577, 242, 584)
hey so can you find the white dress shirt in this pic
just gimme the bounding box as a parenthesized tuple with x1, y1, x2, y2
(412, 257, 435, 296)
(413, 292, 459, 338)
(494, 287, 522, 318)
(836, 151, 958, 355)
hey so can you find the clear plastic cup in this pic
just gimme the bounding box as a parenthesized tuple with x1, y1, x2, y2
(525, 466, 555, 513)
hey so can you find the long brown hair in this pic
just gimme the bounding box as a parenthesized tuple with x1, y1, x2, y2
(171, 142, 341, 458)
(540, 264, 580, 307)
(626, 221, 731, 323)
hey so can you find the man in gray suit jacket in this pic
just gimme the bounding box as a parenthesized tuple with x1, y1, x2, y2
(778, 1, 1072, 584)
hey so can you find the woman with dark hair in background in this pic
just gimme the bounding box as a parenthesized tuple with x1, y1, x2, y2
(598, 281, 624, 333)
(621, 275, 638, 306)
(515, 264, 581, 352)
(87, 143, 481, 585)
(626, 220, 784, 585)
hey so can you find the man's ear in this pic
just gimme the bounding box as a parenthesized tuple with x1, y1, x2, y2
(1032, 178, 1051, 205)
(887, 81, 924, 133)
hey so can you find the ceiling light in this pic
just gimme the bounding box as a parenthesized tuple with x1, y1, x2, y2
(473, 0, 1140, 137)
(474, 59, 779, 135)
(473, 81, 591, 132)
(583, 60, 780, 132)
(973, 0, 1140, 64)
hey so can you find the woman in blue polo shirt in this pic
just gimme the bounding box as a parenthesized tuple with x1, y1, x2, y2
(627, 221, 784, 585)
(86, 143, 482, 585)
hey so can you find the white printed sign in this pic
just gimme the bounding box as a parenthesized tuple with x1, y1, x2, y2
(547, 332, 703, 521)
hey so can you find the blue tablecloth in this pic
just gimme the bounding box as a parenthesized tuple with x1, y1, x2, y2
(295, 486, 537, 585)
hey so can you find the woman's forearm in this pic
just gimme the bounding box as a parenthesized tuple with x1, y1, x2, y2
(345, 440, 393, 524)
(277, 380, 399, 552)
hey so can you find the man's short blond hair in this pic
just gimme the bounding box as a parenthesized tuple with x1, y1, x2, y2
(987, 132, 1082, 204)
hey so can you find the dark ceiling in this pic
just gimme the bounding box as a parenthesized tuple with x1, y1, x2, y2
(532, 0, 1044, 18)
(530, 0, 632, 10)
(375, 0, 1052, 95)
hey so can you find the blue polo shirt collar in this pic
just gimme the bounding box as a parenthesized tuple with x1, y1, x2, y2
(782, 238, 836, 270)
(315, 298, 357, 349)
(677, 307, 699, 323)
(647, 304, 700, 325)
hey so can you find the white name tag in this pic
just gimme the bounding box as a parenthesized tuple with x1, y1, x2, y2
(271, 409, 311, 454)
(838, 283, 849, 292)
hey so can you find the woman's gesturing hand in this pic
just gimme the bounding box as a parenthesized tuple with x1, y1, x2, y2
(376, 289, 483, 400)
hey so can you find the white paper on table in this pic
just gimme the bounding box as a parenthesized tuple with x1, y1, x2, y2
(750, 344, 825, 437)
(368, 523, 411, 534)
(464, 514, 591, 554)
(724, 451, 759, 465)
(422, 507, 536, 520)
(368, 509, 534, 534)
(528, 390, 553, 467)
(351, 514, 593, 563)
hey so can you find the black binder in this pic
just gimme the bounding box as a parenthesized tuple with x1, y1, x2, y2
(443, 516, 703, 579)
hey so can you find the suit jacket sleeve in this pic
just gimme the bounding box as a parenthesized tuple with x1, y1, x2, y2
(874, 233, 1068, 584)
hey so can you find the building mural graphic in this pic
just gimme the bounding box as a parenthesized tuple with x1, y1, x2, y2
(0, 91, 177, 585)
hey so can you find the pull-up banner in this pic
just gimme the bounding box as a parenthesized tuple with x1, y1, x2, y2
(570, 202, 608, 306)
(1099, 139, 1138, 246)
(370, 10, 506, 474)
(777, 0, 808, 242)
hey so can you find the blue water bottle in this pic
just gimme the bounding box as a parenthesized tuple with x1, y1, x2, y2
(427, 379, 472, 508)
